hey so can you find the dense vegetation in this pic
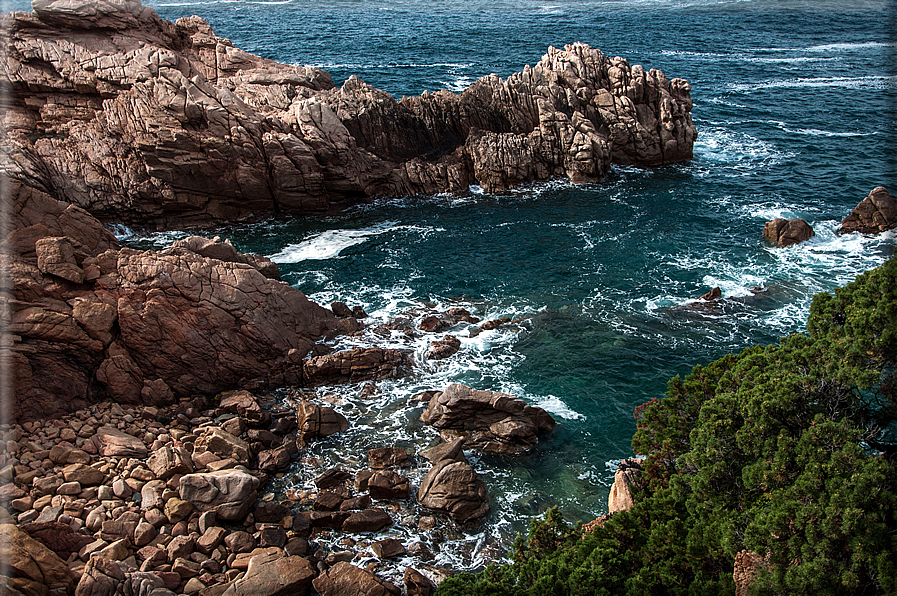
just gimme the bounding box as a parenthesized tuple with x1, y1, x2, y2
(438, 255, 897, 595)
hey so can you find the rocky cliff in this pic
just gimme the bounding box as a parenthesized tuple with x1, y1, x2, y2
(3, 180, 337, 421)
(2, 0, 696, 228)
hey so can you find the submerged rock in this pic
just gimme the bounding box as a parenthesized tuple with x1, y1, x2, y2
(838, 186, 897, 235)
(420, 383, 556, 453)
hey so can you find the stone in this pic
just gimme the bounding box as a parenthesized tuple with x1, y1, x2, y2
(196, 526, 226, 555)
(148, 444, 194, 480)
(763, 218, 815, 247)
(20, 521, 94, 560)
(75, 555, 175, 596)
(368, 470, 411, 500)
(404, 567, 435, 596)
(312, 561, 401, 596)
(222, 550, 315, 596)
(304, 347, 412, 385)
(839, 186, 897, 235)
(341, 508, 393, 533)
(167, 535, 196, 561)
(427, 335, 462, 360)
(368, 447, 409, 469)
(314, 468, 353, 489)
(172, 556, 202, 578)
(331, 302, 354, 318)
(194, 428, 252, 465)
(420, 383, 556, 453)
(257, 446, 293, 473)
(340, 494, 373, 511)
(253, 502, 289, 524)
(371, 538, 406, 559)
(58, 480, 82, 495)
(35, 236, 85, 283)
(96, 539, 129, 561)
(421, 437, 467, 464)
(223, 531, 257, 554)
(257, 525, 287, 548)
(91, 426, 148, 458)
(314, 491, 345, 512)
(295, 401, 349, 440)
(164, 497, 194, 523)
(63, 463, 105, 486)
(417, 458, 489, 523)
(134, 521, 157, 547)
(179, 469, 261, 521)
(218, 390, 264, 424)
(608, 458, 644, 514)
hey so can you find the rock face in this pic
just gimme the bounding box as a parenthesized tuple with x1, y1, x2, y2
(0, 523, 74, 595)
(608, 458, 643, 514)
(4, 181, 337, 421)
(420, 383, 556, 453)
(417, 438, 489, 523)
(838, 186, 897, 235)
(303, 347, 413, 385)
(3, 0, 695, 229)
(763, 218, 815, 247)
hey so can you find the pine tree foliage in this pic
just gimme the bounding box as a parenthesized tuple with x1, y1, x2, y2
(437, 256, 897, 595)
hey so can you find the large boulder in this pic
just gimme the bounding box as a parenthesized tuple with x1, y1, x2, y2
(420, 383, 556, 453)
(312, 561, 401, 596)
(0, 523, 74, 596)
(763, 218, 815, 247)
(303, 347, 413, 385)
(193, 427, 252, 465)
(838, 186, 897, 235)
(417, 444, 489, 523)
(608, 458, 643, 514)
(179, 468, 261, 521)
(74, 556, 175, 596)
(295, 401, 349, 440)
(91, 426, 148, 458)
(221, 549, 315, 596)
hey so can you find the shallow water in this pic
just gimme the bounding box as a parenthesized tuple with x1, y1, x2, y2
(37, 0, 897, 572)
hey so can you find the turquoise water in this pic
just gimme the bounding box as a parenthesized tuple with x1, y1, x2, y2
(61, 0, 897, 570)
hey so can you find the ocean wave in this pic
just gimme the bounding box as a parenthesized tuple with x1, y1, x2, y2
(806, 41, 893, 53)
(268, 223, 444, 263)
(729, 75, 896, 92)
(308, 61, 475, 70)
(692, 126, 793, 172)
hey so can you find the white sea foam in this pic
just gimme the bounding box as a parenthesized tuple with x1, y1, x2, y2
(730, 75, 895, 92)
(269, 223, 443, 263)
(692, 126, 792, 173)
(532, 395, 586, 420)
(806, 41, 892, 52)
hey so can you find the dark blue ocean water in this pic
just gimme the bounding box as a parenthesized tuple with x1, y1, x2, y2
(28, 0, 897, 571)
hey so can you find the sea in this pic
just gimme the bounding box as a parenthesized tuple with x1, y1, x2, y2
(9, 0, 897, 577)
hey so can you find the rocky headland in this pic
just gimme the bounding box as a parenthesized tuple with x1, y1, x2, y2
(2, 0, 696, 229)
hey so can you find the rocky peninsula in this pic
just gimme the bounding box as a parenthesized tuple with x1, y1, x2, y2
(2, 0, 696, 229)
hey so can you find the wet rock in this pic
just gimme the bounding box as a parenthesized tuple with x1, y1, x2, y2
(420, 383, 556, 453)
(368, 470, 411, 500)
(342, 508, 393, 533)
(404, 567, 435, 596)
(312, 561, 401, 596)
(340, 494, 373, 511)
(839, 186, 897, 234)
(608, 458, 643, 514)
(368, 447, 409, 469)
(427, 335, 462, 360)
(418, 457, 489, 523)
(763, 218, 815, 246)
(303, 347, 412, 385)
(296, 401, 349, 440)
(314, 468, 353, 489)
(331, 301, 354, 318)
(257, 525, 287, 548)
(253, 502, 290, 523)
(179, 468, 261, 521)
(314, 491, 345, 511)
(372, 538, 406, 559)
(257, 445, 294, 473)
(699, 287, 722, 301)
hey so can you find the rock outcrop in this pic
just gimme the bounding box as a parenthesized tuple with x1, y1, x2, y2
(4, 181, 337, 421)
(608, 458, 643, 514)
(763, 218, 815, 247)
(838, 186, 897, 235)
(3, 0, 695, 229)
(417, 438, 489, 523)
(420, 383, 556, 453)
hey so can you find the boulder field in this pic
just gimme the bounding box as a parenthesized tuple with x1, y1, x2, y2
(2, 0, 696, 229)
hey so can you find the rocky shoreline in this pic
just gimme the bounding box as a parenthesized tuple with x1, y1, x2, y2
(2, 0, 696, 229)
